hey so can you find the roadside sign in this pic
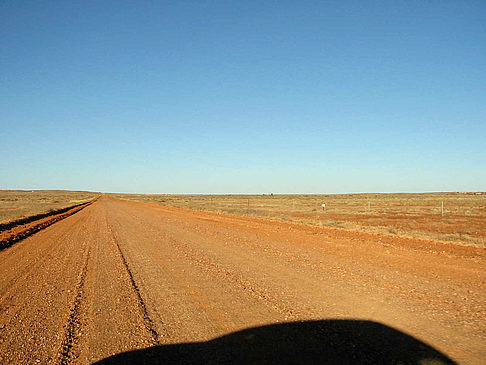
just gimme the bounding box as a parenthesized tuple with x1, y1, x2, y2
(321, 202, 326, 208)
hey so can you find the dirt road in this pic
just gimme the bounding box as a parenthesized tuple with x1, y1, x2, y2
(0, 196, 484, 364)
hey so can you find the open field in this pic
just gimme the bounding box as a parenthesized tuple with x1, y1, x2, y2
(0, 190, 100, 224)
(111, 192, 486, 247)
(0, 196, 484, 364)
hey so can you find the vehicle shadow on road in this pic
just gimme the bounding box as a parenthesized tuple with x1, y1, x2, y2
(93, 319, 456, 364)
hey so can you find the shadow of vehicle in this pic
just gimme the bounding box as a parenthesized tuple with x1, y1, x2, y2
(93, 319, 456, 364)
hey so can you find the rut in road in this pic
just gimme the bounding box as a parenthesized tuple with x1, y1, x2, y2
(105, 213, 161, 346)
(59, 250, 90, 364)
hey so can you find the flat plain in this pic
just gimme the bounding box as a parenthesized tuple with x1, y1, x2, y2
(0, 192, 484, 364)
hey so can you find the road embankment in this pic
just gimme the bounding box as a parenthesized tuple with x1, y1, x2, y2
(0, 198, 97, 250)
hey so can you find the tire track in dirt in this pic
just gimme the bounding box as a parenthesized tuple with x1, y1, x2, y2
(105, 214, 161, 346)
(59, 250, 90, 364)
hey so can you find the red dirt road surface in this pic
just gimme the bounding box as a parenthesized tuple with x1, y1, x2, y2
(0, 196, 484, 364)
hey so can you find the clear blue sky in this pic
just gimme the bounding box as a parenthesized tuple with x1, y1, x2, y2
(1, 1, 485, 193)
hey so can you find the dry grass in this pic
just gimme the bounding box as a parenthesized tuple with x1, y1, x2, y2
(112, 192, 486, 246)
(0, 190, 99, 224)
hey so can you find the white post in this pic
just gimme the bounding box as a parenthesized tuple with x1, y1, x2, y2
(441, 201, 444, 217)
(368, 201, 371, 212)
